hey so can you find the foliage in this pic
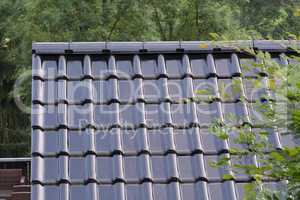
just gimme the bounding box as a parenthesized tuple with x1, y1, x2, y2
(208, 48, 300, 199)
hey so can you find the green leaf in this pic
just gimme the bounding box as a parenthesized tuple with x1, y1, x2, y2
(270, 151, 285, 161)
(222, 174, 234, 180)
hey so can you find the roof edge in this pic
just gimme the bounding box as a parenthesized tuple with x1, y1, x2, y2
(32, 40, 300, 54)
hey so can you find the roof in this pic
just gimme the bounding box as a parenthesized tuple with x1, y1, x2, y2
(31, 41, 299, 200)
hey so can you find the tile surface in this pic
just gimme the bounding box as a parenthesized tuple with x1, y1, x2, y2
(31, 41, 299, 200)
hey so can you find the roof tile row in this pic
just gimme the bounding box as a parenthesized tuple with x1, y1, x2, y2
(32, 76, 271, 104)
(31, 180, 287, 200)
(33, 54, 286, 80)
(32, 127, 292, 157)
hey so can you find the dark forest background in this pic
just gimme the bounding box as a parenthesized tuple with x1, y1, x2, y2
(0, 0, 299, 157)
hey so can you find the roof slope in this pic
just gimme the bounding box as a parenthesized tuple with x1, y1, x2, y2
(31, 41, 299, 200)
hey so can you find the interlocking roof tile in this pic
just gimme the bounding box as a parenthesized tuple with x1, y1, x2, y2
(31, 41, 299, 200)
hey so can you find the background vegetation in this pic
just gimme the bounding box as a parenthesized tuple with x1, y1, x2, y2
(0, 1, 299, 198)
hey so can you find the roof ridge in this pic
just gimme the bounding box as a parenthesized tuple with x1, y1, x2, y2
(32, 40, 300, 54)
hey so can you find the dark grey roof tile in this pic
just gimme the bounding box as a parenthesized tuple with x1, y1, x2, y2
(96, 156, 113, 182)
(116, 55, 134, 78)
(70, 185, 86, 200)
(118, 79, 135, 102)
(32, 104, 58, 129)
(94, 103, 119, 128)
(167, 79, 184, 100)
(67, 79, 92, 103)
(132, 78, 144, 101)
(218, 78, 244, 101)
(41, 157, 60, 183)
(132, 55, 142, 77)
(239, 58, 261, 77)
(231, 53, 242, 75)
(95, 130, 112, 155)
(93, 80, 107, 103)
(157, 54, 168, 77)
(193, 77, 219, 101)
(153, 182, 181, 200)
(181, 182, 209, 200)
(107, 55, 118, 78)
(108, 78, 119, 101)
(144, 104, 159, 126)
(243, 77, 269, 101)
(123, 156, 140, 181)
(58, 103, 67, 127)
(190, 54, 216, 78)
(119, 104, 137, 127)
(142, 79, 163, 102)
(66, 129, 93, 155)
(247, 102, 270, 126)
(222, 102, 249, 125)
(113, 154, 125, 181)
(43, 131, 59, 155)
(32, 55, 43, 78)
(57, 55, 67, 78)
(140, 55, 158, 78)
(214, 54, 242, 77)
(153, 184, 168, 200)
(150, 156, 168, 181)
(182, 54, 192, 75)
(83, 55, 92, 78)
(173, 129, 193, 154)
(43, 185, 60, 200)
(43, 58, 58, 79)
(196, 102, 222, 126)
(31, 129, 43, 155)
(280, 133, 300, 148)
(204, 154, 231, 181)
(182, 76, 194, 99)
(166, 154, 180, 179)
(67, 56, 83, 79)
(68, 104, 93, 128)
(118, 185, 136, 200)
(57, 79, 67, 102)
(32, 79, 43, 103)
(177, 155, 198, 181)
(208, 181, 237, 200)
(68, 130, 85, 154)
(126, 184, 141, 200)
(121, 129, 139, 153)
(200, 128, 229, 154)
(170, 104, 188, 127)
(98, 184, 114, 200)
(214, 57, 233, 77)
(148, 129, 166, 153)
(165, 56, 183, 78)
(121, 128, 149, 154)
(69, 157, 85, 181)
(91, 56, 108, 79)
